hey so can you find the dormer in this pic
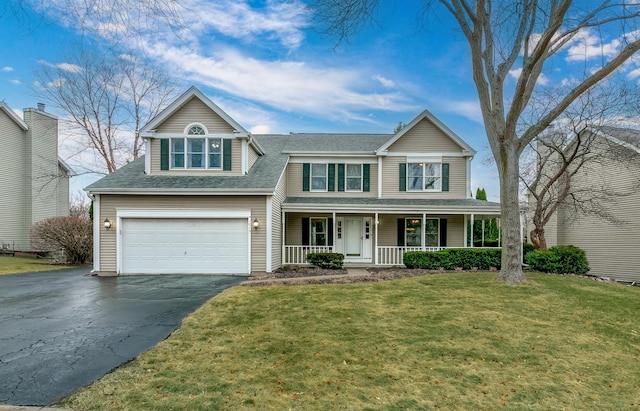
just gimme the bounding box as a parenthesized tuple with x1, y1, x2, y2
(139, 87, 264, 175)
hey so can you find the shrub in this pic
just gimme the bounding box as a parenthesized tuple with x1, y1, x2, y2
(404, 248, 501, 270)
(525, 245, 590, 275)
(31, 216, 93, 264)
(306, 252, 344, 269)
(523, 242, 535, 262)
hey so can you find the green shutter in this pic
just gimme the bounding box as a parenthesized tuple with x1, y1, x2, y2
(399, 163, 406, 191)
(328, 164, 335, 191)
(439, 219, 447, 247)
(442, 163, 449, 192)
(223, 139, 232, 170)
(337, 164, 345, 192)
(328, 218, 334, 246)
(397, 219, 405, 246)
(363, 164, 370, 192)
(302, 217, 309, 245)
(302, 163, 310, 192)
(160, 139, 169, 170)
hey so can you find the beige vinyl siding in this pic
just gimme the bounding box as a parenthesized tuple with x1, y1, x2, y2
(388, 118, 464, 152)
(155, 97, 235, 134)
(149, 137, 243, 175)
(556, 146, 640, 283)
(25, 110, 61, 226)
(57, 165, 70, 217)
(248, 144, 260, 170)
(99, 195, 267, 273)
(285, 213, 333, 245)
(0, 111, 27, 249)
(286, 162, 378, 197)
(270, 171, 287, 270)
(381, 156, 467, 199)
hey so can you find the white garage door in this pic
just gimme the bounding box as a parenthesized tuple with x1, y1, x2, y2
(121, 218, 249, 274)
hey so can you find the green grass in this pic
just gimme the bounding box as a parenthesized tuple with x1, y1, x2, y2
(58, 273, 640, 410)
(0, 255, 70, 275)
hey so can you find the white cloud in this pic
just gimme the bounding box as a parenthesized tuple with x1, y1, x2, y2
(145, 43, 414, 120)
(565, 29, 621, 62)
(48, 78, 66, 88)
(39, 60, 83, 73)
(250, 124, 271, 134)
(436, 99, 483, 124)
(2, 66, 13, 72)
(373, 75, 396, 88)
(9, 79, 21, 85)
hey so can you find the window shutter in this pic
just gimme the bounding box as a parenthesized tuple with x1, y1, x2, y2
(439, 219, 447, 247)
(397, 219, 405, 246)
(160, 139, 169, 170)
(442, 163, 449, 192)
(302, 163, 310, 192)
(363, 164, 370, 192)
(302, 217, 309, 245)
(328, 164, 335, 191)
(399, 163, 406, 191)
(223, 139, 232, 170)
(328, 218, 334, 246)
(337, 164, 345, 192)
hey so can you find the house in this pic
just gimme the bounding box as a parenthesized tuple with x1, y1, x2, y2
(0, 101, 72, 251)
(537, 126, 640, 283)
(86, 87, 500, 275)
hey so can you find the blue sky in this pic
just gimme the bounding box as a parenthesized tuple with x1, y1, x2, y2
(2, 1, 637, 201)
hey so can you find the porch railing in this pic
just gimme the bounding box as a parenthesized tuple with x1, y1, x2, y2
(284, 245, 334, 265)
(376, 246, 448, 266)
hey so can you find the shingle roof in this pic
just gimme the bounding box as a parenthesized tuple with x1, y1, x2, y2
(277, 133, 391, 153)
(596, 126, 640, 151)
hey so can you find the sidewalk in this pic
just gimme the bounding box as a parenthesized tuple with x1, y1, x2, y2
(242, 268, 371, 285)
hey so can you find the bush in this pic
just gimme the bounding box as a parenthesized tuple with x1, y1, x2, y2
(525, 245, 590, 275)
(404, 248, 501, 270)
(523, 242, 535, 262)
(307, 253, 344, 269)
(31, 217, 93, 264)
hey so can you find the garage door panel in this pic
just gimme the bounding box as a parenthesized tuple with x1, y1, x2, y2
(121, 218, 249, 274)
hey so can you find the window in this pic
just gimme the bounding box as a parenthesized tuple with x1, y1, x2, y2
(188, 125, 205, 135)
(405, 219, 422, 247)
(170, 137, 224, 169)
(346, 164, 362, 191)
(311, 164, 327, 191)
(310, 218, 327, 246)
(405, 218, 439, 246)
(407, 162, 442, 191)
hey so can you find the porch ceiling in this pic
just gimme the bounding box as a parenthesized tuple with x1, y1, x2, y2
(283, 197, 501, 216)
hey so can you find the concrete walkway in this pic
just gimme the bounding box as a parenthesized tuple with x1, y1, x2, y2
(0, 406, 75, 411)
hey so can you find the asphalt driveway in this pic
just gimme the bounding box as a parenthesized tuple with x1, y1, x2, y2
(0, 268, 243, 406)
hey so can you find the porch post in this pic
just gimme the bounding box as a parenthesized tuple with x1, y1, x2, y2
(464, 214, 468, 248)
(332, 211, 336, 252)
(422, 213, 426, 251)
(498, 218, 501, 247)
(374, 212, 379, 265)
(470, 213, 475, 247)
(482, 220, 485, 247)
(282, 210, 286, 266)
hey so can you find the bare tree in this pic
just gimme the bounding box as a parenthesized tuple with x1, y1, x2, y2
(35, 46, 177, 175)
(520, 82, 640, 249)
(313, 0, 640, 283)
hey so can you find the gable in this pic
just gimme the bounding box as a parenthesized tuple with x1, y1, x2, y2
(155, 96, 236, 134)
(387, 118, 465, 152)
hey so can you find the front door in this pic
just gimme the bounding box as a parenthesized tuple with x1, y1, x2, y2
(345, 217, 363, 257)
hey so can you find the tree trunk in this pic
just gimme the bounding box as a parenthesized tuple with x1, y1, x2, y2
(530, 225, 547, 249)
(496, 143, 527, 284)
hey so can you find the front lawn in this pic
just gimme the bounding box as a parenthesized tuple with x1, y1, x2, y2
(0, 255, 70, 275)
(59, 273, 640, 410)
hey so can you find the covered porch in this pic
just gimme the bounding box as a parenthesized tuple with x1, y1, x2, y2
(281, 197, 501, 266)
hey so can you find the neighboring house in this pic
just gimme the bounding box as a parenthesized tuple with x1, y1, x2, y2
(533, 126, 640, 283)
(86, 87, 500, 275)
(0, 101, 72, 251)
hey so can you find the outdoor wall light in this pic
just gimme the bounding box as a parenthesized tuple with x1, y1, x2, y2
(253, 218, 260, 230)
(104, 218, 112, 231)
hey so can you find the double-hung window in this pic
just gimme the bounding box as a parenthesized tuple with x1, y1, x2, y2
(310, 218, 327, 246)
(346, 164, 362, 191)
(407, 162, 442, 191)
(170, 136, 223, 169)
(311, 164, 327, 191)
(405, 218, 439, 247)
